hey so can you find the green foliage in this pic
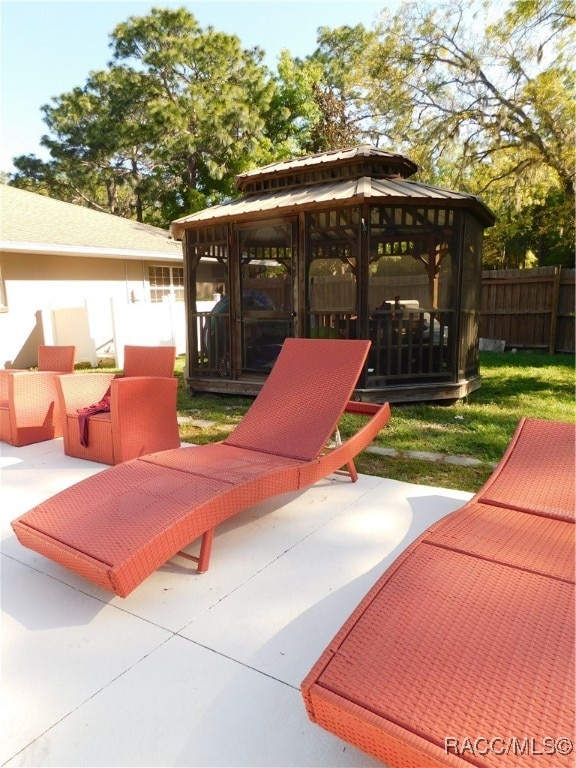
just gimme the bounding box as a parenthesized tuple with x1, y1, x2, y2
(11, 7, 280, 225)
(373, 352, 575, 460)
(7, 0, 574, 266)
(105, 7, 281, 220)
(359, 0, 575, 267)
(483, 185, 574, 268)
(303, 25, 376, 152)
(269, 25, 376, 156)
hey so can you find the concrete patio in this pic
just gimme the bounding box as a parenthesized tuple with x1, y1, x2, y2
(1, 438, 471, 767)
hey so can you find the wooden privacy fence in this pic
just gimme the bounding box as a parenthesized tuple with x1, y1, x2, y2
(480, 267, 575, 353)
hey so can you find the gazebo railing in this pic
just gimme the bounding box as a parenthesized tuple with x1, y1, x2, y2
(367, 309, 453, 381)
(189, 309, 453, 382)
(191, 311, 231, 377)
(310, 309, 454, 381)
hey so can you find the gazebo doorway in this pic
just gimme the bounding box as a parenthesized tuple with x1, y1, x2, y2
(237, 220, 294, 375)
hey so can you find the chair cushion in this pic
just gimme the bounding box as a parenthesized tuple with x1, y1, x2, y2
(426, 501, 575, 582)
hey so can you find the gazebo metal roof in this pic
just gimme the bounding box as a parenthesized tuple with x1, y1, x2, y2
(235, 145, 419, 185)
(171, 172, 495, 239)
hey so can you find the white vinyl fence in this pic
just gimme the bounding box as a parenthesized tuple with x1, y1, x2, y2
(45, 298, 190, 369)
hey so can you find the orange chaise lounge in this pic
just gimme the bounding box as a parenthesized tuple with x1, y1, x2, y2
(302, 416, 575, 768)
(12, 338, 391, 598)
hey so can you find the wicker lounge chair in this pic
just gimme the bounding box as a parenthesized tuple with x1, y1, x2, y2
(302, 417, 575, 768)
(12, 339, 391, 597)
(0, 346, 76, 447)
(56, 344, 179, 464)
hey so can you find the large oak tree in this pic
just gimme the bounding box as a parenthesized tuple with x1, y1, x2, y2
(359, 0, 575, 266)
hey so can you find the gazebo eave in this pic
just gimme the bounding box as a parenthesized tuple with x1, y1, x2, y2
(171, 178, 495, 240)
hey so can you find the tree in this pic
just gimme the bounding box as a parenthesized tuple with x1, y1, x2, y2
(108, 8, 277, 217)
(303, 24, 375, 153)
(10, 8, 279, 226)
(9, 2, 573, 267)
(265, 25, 376, 156)
(266, 50, 323, 157)
(359, 0, 575, 266)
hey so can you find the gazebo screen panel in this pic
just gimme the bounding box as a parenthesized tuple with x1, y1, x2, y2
(305, 207, 360, 340)
(238, 222, 294, 374)
(187, 226, 231, 378)
(459, 214, 484, 378)
(366, 205, 456, 383)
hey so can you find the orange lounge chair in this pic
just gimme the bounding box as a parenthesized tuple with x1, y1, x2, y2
(0, 346, 76, 447)
(302, 417, 575, 768)
(12, 339, 391, 598)
(56, 344, 179, 464)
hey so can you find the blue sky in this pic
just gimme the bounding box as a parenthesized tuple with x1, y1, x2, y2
(0, 0, 392, 174)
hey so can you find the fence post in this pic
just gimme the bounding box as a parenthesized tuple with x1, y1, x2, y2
(549, 266, 561, 354)
(40, 307, 56, 345)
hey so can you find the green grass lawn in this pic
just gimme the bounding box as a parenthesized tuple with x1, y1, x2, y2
(175, 350, 575, 493)
(359, 351, 575, 490)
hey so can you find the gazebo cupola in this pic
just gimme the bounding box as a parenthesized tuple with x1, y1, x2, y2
(171, 145, 495, 403)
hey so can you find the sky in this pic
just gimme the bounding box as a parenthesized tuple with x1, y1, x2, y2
(0, 0, 393, 175)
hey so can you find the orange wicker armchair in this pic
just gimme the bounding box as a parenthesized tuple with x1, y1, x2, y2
(56, 345, 180, 465)
(0, 346, 76, 447)
(12, 339, 392, 597)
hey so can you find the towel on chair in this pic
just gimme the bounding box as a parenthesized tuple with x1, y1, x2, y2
(77, 389, 111, 447)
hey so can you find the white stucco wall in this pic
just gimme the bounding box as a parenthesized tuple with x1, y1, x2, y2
(1, 251, 178, 368)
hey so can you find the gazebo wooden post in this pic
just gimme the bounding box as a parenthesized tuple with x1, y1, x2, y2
(359, 202, 371, 344)
(184, 232, 199, 371)
(429, 255, 439, 309)
(296, 211, 307, 339)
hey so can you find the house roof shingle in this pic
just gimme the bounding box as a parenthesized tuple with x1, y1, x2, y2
(0, 185, 182, 261)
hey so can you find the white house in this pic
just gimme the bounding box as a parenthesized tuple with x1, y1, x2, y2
(0, 185, 223, 369)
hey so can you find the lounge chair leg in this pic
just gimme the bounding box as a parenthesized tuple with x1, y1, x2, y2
(175, 528, 215, 573)
(197, 528, 214, 573)
(334, 460, 358, 483)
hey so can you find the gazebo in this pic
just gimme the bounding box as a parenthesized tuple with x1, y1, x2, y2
(171, 145, 495, 403)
